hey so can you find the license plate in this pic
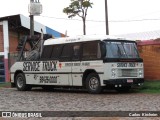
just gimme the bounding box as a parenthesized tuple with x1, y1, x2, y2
(127, 79, 133, 83)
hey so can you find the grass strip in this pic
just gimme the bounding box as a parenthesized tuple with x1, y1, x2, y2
(137, 80, 160, 93)
(0, 82, 11, 88)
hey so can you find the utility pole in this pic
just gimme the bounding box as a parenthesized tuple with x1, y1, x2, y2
(105, 0, 109, 35)
(29, 0, 42, 36)
(30, 0, 34, 36)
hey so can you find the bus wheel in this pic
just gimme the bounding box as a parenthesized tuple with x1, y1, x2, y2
(86, 73, 102, 94)
(15, 73, 31, 91)
(115, 86, 131, 93)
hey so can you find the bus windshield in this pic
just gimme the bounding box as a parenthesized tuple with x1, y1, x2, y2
(105, 41, 139, 58)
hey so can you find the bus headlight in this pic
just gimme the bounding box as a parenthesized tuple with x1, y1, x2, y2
(112, 69, 115, 73)
(111, 69, 116, 78)
(139, 69, 142, 73)
(112, 73, 116, 78)
(138, 69, 143, 77)
(139, 74, 142, 77)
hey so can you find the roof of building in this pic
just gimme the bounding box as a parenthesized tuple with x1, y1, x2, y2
(0, 14, 65, 38)
(137, 38, 160, 46)
(116, 30, 160, 40)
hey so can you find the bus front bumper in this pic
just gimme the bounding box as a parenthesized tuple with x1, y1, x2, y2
(103, 78, 144, 86)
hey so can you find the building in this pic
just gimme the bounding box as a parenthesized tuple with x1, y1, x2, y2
(0, 14, 65, 82)
(137, 39, 160, 80)
(116, 30, 160, 40)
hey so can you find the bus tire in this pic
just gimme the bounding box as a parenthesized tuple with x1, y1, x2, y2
(15, 73, 32, 91)
(86, 73, 102, 94)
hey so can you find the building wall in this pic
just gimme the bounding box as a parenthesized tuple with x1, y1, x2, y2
(0, 25, 4, 52)
(9, 31, 18, 52)
(138, 43, 160, 80)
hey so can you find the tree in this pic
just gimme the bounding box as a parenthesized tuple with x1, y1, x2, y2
(63, 0, 93, 35)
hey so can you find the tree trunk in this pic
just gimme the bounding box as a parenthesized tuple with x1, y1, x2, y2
(82, 17, 86, 35)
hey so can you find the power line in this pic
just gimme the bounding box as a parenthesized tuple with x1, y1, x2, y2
(111, 18, 160, 22)
(40, 15, 160, 23)
(40, 15, 104, 22)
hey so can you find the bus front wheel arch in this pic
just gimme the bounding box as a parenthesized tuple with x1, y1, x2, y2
(82, 70, 96, 88)
(85, 72, 103, 94)
(15, 73, 31, 91)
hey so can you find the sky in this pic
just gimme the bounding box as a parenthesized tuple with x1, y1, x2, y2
(1, 0, 160, 36)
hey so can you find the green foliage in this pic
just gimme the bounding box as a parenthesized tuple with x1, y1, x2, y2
(63, 0, 93, 18)
(63, 0, 93, 35)
(136, 81, 160, 93)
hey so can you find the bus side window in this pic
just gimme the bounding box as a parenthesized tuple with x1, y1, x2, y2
(72, 44, 81, 61)
(51, 45, 63, 60)
(60, 44, 72, 61)
(82, 42, 98, 60)
(41, 45, 53, 60)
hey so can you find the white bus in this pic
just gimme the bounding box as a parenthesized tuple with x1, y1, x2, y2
(10, 35, 144, 93)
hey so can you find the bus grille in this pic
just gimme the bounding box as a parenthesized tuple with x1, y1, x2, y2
(117, 69, 138, 77)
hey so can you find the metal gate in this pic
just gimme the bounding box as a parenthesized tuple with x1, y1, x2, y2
(0, 56, 5, 82)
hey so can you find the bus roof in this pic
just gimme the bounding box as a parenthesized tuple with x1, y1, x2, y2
(44, 35, 133, 45)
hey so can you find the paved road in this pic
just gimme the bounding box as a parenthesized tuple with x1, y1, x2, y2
(0, 88, 160, 120)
